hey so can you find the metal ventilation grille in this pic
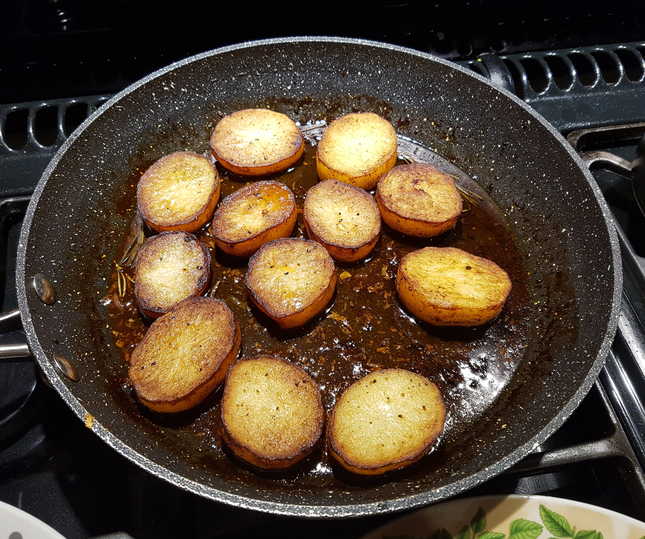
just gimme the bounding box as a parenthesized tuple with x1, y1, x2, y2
(0, 95, 109, 155)
(461, 42, 645, 131)
(464, 42, 645, 97)
(0, 95, 110, 197)
(507, 44, 644, 98)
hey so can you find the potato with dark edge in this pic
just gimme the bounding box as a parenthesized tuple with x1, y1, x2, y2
(210, 109, 304, 176)
(211, 181, 296, 257)
(129, 297, 240, 413)
(328, 368, 446, 475)
(133, 231, 211, 318)
(303, 179, 381, 262)
(376, 163, 463, 237)
(137, 151, 220, 233)
(396, 247, 512, 327)
(316, 112, 397, 190)
(221, 355, 324, 470)
(245, 238, 337, 329)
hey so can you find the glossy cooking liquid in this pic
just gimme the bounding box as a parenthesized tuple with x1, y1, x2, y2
(104, 134, 531, 481)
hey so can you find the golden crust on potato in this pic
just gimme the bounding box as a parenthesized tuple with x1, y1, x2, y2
(328, 368, 445, 475)
(316, 112, 397, 190)
(396, 247, 511, 326)
(245, 238, 337, 329)
(210, 109, 304, 176)
(129, 297, 240, 413)
(211, 181, 296, 257)
(221, 356, 324, 469)
(137, 151, 220, 233)
(134, 232, 211, 318)
(377, 163, 463, 237)
(303, 179, 381, 262)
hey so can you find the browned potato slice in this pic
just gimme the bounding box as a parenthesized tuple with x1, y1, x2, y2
(396, 247, 512, 326)
(245, 238, 336, 329)
(211, 181, 297, 257)
(316, 112, 397, 190)
(137, 151, 220, 233)
(134, 232, 211, 318)
(303, 179, 381, 262)
(129, 297, 240, 413)
(210, 109, 304, 176)
(221, 356, 324, 469)
(328, 368, 446, 475)
(376, 164, 463, 237)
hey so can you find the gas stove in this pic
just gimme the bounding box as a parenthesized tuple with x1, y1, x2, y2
(2, 22, 645, 539)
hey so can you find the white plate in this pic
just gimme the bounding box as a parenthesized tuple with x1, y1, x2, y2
(0, 501, 64, 539)
(362, 495, 645, 539)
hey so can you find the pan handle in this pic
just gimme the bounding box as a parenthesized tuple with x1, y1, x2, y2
(0, 309, 31, 359)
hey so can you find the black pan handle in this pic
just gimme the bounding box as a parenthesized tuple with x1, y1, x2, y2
(0, 309, 31, 359)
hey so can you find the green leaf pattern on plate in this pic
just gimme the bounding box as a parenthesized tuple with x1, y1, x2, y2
(540, 505, 575, 537)
(573, 531, 603, 539)
(424, 504, 607, 539)
(455, 524, 472, 539)
(509, 518, 543, 539)
(471, 507, 487, 534)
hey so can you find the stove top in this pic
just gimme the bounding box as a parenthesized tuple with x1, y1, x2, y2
(2, 40, 645, 538)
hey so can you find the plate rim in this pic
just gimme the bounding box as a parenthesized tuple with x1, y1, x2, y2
(363, 494, 645, 537)
(0, 500, 65, 539)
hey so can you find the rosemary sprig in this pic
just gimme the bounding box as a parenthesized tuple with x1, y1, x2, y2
(399, 154, 417, 164)
(115, 212, 144, 298)
(208, 280, 222, 297)
(455, 184, 483, 208)
(398, 155, 482, 210)
(118, 212, 145, 267)
(115, 263, 127, 298)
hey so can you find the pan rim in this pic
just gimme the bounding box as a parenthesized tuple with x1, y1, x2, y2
(16, 36, 622, 518)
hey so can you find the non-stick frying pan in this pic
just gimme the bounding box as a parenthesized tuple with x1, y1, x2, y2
(4, 37, 621, 517)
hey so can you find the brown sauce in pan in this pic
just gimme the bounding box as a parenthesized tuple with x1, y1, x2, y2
(103, 134, 531, 481)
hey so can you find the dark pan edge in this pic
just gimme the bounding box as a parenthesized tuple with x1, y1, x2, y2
(16, 36, 622, 518)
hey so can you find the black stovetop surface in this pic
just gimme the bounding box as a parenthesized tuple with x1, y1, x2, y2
(3, 0, 645, 104)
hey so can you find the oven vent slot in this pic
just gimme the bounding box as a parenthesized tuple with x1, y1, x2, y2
(461, 42, 645, 131)
(0, 96, 108, 154)
(464, 42, 645, 98)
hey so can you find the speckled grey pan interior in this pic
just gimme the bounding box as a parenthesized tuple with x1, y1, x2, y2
(16, 37, 621, 517)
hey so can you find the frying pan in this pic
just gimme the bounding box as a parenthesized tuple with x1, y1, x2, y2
(3, 37, 621, 517)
